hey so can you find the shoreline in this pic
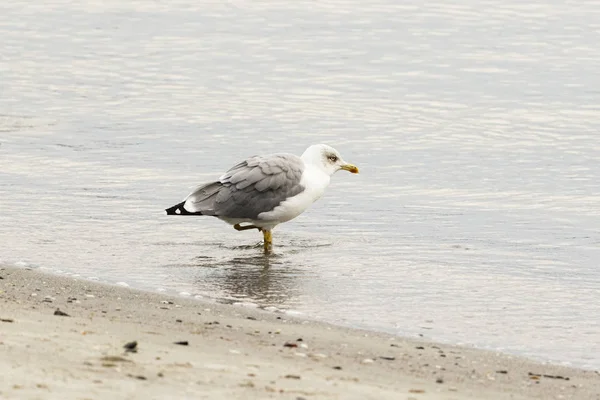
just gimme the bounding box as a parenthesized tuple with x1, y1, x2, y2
(19, 264, 595, 372)
(1, 264, 598, 399)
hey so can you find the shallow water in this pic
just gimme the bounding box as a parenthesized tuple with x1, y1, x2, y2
(1, 0, 599, 369)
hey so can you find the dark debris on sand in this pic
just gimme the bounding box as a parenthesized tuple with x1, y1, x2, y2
(123, 341, 138, 353)
(54, 308, 70, 317)
(528, 372, 570, 381)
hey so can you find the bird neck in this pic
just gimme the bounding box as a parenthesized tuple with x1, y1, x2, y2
(300, 165, 331, 202)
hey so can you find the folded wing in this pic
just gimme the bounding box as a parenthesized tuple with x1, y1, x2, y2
(181, 154, 305, 220)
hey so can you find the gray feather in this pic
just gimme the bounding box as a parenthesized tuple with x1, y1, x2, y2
(183, 181, 222, 215)
(233, 167, 266, 190)
(191, 153, 306, 220)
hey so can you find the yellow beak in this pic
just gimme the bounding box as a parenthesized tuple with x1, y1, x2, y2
(340, 163, 359, 174)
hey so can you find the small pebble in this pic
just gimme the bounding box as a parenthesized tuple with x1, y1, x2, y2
(174, 341, 189, 346)
(123, 341, 138, 353)
(53, 309, 70, 317)
(361, 358, 374, 364)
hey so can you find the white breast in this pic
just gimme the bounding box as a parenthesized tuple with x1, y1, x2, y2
(257, 165, 331, 229)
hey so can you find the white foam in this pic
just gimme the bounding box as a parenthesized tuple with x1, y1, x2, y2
(233, 302, 259, 308)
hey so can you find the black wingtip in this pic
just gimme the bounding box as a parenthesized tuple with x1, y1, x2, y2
(165, 201, 201, 216)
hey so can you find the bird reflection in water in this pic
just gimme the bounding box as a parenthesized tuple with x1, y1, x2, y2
(192, 254, 306, 308)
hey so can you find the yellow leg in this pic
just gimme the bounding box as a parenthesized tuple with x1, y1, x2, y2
(262, 229, 273, 253)
(234, 223, 262, 231)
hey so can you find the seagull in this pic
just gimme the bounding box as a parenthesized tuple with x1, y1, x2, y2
(165, 144, 359, 252)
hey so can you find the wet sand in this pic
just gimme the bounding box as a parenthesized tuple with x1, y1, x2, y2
(0, 265, 598, 400)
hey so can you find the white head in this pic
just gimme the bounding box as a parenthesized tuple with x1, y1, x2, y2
(301, 144, 359, 176)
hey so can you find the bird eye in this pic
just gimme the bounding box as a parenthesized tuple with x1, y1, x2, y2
(328, 154, 338, 162)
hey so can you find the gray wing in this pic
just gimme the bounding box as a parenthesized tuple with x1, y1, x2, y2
(183, 153, 305, 220)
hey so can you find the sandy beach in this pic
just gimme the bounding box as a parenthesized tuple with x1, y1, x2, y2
(0, 265, 597, 400)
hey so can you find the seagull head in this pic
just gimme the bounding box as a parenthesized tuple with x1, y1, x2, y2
(301, 144, 359, 176)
